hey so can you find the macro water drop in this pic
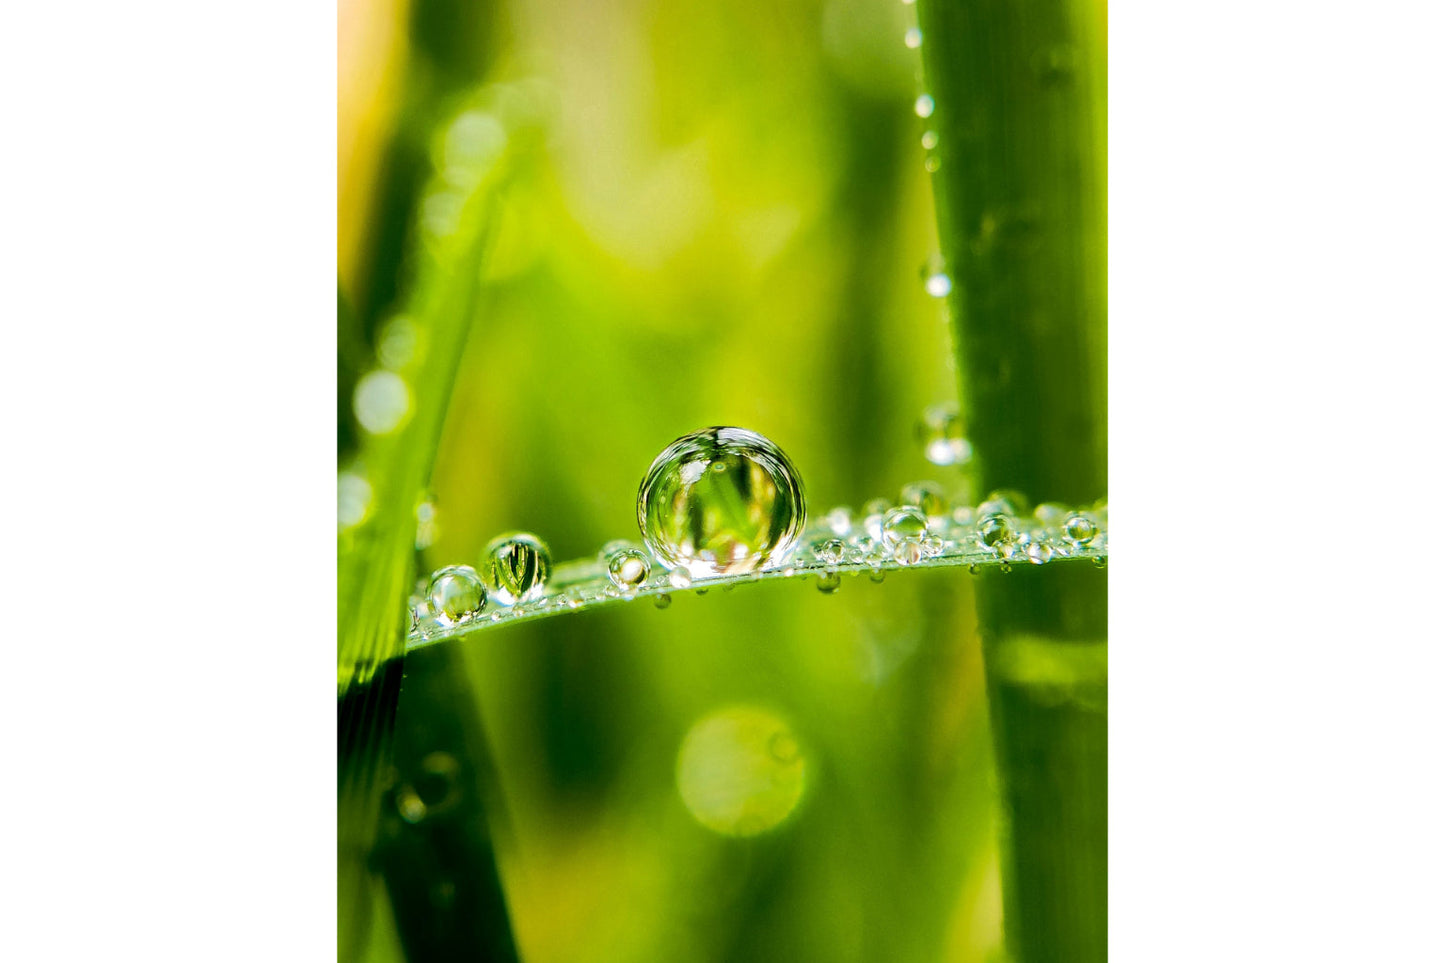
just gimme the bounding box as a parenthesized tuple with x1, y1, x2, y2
(1064, 513, 1098, 546)
(426, 565, 487, 625)
(603, 541, 652, 591)
(482, 532, 552, 605)
(637, 427, 806, 578)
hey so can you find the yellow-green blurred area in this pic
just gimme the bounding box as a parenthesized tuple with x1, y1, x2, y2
(339, 0, 1004, 959)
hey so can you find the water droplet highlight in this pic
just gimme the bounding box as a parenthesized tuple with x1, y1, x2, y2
(977, 513, 1015, 550)
(638, 427, 806, 578)
(914, 94, 935, 118)
(921, 130, 939, 150)
(426, 565, 487, 625)
(482, 532, 552, 605)
(882, 505, 929, 546)
(904, 27, 922, 48)
(925, 272, 952, 298)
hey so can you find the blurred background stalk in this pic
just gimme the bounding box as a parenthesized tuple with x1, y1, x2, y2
(915, 0, 1108, 960)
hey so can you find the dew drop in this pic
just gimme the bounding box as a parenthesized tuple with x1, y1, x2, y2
(921, 130, 939, 150)
(414, 497, 439, 550)
(869, 569, 887, 583)
(978, 489, 1030, 517)
(816, 571, 841, 594)
(482, 532, 552, 605)
(1026, 540, 1055, 565)
(904, 27, 922, 48)
(977, 512, 1015, 549)
(900, 480, 947, 518)
(426, 565, 487, 625)
(638, 427, 806, 578)
(813, 538, 845, 565)
(1064, 513, 1098, 546)
(824, 506, 854, 536)
(882, 505, 929, 547)
(654, 593, 673, 609)
(604, 544, 652, 590)
(914, 93, 935, 118)
(925, 272, 952, 298)
(917, 403, 972, 467)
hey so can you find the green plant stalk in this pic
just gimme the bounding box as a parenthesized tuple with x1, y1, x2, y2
(916, 1, 1107, 961)
(338, 107, 521, 958)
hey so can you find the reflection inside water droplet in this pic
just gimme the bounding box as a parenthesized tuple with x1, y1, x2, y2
(426, 565, 487, 625)
(637, 427, 806, 578)
(482, 532, 552, 605)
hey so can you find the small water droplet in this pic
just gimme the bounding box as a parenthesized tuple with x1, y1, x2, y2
(1000, 560, 1013, 574)
(813, 538, 845, 565)
(426, 565, 487, 625)
(414, 497, 439, 550)
(1026, 540, 1055, 565)
(869, 569, 887, 583)
(921, 535, 945, 557)
(669, 567, 694, 590)
(1064, 513, 1098, 546)
(816, 571, 841, 594)
(900, 481, 947, 518)
(605, 544, 652, 590)
(914, 93, 935, 118)
(925, 272, 952, 298)
(979, 489, 1030, 517)
(904, 27, 922, 48)
(917, 403, 972, 467)
(654, 593, 673, 609)
(638, 427, 806, 578)
(977, 512, 1015, 549)
(921, 130, 939, 150)
(353, 370, 412, 435)
(824, 506, 853, 536)
(482, 532, 552, 605)
(882, 505, 929, 546)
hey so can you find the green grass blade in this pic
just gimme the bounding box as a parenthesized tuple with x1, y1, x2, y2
(915, 1, 1108, 960)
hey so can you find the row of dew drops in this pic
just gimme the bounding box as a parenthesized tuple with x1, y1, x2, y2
(398, 412, 1106, 647)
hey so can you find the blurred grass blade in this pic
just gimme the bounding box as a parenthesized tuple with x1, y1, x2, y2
(338, 85, 543, 961)
(915, 0, 1108, 960)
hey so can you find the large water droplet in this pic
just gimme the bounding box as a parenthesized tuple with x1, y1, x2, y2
(637, 427, 806, 578)
(426, 565, 487, 625)
(482, 532, 552, 605)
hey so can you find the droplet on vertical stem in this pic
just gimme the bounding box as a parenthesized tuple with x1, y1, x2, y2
(925, 272, 952, 298)
(914, 94, 935, 118)
(638, 427, 806, 578)
(482, 532, 552, 605)
(904, 28, 922, 48)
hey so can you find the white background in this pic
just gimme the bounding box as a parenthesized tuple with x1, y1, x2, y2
(1, 0, 1442, 958)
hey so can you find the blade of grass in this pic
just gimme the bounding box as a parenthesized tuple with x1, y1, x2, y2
(915, 0, 1108, 960)
(338, 85, 542, 960)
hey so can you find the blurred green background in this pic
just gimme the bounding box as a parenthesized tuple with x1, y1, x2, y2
(339, 0, 1005, 959)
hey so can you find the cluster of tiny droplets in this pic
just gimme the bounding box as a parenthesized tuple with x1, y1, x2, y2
(408, 486, 1107, 646)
